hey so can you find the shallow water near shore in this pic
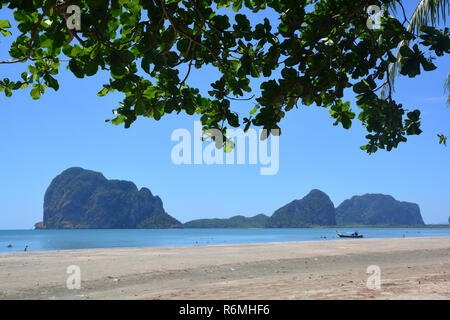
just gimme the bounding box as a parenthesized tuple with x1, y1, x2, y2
(1, 227, 449, 253)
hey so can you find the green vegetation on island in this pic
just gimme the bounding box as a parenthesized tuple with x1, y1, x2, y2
(184, 214, 269, 228)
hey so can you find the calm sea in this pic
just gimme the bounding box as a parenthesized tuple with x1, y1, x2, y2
(0, 228, 449, 253)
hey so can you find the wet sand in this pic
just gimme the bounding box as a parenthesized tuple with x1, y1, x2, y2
(0, 236, 449, 299)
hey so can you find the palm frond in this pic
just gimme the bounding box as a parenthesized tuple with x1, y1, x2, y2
(381, 0, 450, 99)
(408, 0, 449, 35)
(445, 71, 450, 106)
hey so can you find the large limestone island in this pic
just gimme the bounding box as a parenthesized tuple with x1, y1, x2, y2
(35, 167, 182, 229)
(266, 189, 336, 227)
(336, 194, 425, 226)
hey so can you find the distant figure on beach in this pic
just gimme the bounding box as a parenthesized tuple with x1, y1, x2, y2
(7, 244, 12, 248)
(24, 245, 28, 252)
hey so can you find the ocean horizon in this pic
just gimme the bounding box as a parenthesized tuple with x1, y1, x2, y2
(1, 227, 449, 253)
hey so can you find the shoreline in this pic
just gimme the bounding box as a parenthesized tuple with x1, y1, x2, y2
(0, 234, 450, 255)
(0, 234, 449, 255)
(0, 236, 449, 299)
(0, 228, 450, 256)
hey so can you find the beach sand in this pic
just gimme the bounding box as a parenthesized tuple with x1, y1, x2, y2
(0, 236, 449, 300)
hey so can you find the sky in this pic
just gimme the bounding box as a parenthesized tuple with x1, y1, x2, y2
(0, 3, 449, 229)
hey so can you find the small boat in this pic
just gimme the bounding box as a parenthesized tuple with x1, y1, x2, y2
(336, 231, 363, 238)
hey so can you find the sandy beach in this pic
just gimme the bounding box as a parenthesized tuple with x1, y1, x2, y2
(0, 236, 449, 300)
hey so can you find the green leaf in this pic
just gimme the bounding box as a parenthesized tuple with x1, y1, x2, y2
(438, 134, 448, 146)
(0, 20, 11, 28)
(28, 65, 37, 74)
(353, 81, 370, 94)
(249, 105, 259, 115)
(224, 140, 235, 153)
(421, 59, 436, 71)
(44, 74, 59, 91)
(0, 29, 12, 36)
(111, 115, 126, 125)
(135, 99, 146, 114)
(30, 87, 41, 99)
(4, 87, 12, 97)
(227, 112, 239, 127)
(97, 87, 109, 96)
(68, 60, 85, 78)
(232, 0, 243, 12)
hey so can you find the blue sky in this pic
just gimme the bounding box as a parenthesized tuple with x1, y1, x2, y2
(0, 3, 449, 229)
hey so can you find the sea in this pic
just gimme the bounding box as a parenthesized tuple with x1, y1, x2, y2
(0, 227, 449, 253)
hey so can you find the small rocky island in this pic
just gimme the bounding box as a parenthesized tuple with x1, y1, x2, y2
(35, 167, 182, 229)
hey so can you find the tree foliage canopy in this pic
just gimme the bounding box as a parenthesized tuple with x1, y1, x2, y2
(0, 0, 449, 153)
